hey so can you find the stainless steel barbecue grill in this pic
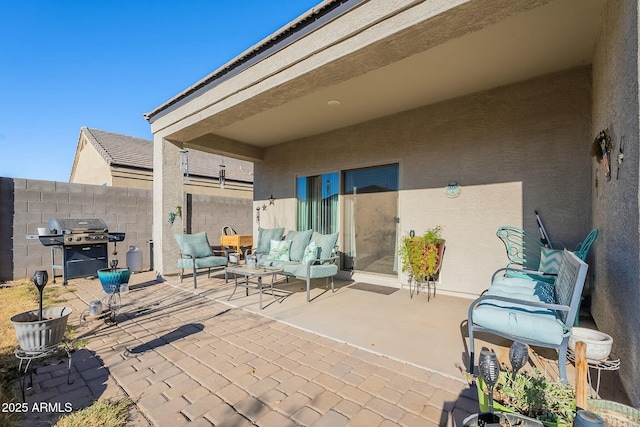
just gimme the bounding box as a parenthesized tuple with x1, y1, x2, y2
(38, 218, 125, 285)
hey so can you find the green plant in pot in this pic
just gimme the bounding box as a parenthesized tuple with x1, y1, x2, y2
(399, 226, 445, 281)
(474, 368, 576, 427)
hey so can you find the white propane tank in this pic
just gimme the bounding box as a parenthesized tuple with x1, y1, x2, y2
(126, 246, 142, 272)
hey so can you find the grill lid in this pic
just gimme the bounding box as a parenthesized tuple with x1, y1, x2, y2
(49, 218, 109, 234)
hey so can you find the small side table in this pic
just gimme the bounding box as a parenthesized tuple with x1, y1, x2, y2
(225, 265, 283, 309)
(567, 349, 620, 398)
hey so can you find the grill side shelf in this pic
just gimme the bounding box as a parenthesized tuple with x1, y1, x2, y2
(38, 235, 65, 246)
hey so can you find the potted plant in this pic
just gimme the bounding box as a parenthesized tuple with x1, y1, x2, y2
(10, 271, 73, 353)
(399, 226, 445, 281)
(473, 368, 576, 427)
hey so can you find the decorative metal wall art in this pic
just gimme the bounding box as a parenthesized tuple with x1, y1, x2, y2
(591, 129, 613, 182)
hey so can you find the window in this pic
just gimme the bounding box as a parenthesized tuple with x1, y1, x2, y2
(297, 172, 339, 233)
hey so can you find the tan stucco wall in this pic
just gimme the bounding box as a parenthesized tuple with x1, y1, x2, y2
(112, 166, 253, 198)
(70, 136, 112, 186)
(591, 0, 640, 407)
(254, 67, 592, 297)
(153, 136, 185, 276)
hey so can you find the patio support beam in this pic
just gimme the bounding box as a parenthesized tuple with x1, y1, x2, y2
(153, 135, 185, 277)
(184, 133, 264, 162)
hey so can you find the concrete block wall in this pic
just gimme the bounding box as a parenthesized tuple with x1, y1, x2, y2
(187, 193, 254, 245)
(0, 177, 252, 282)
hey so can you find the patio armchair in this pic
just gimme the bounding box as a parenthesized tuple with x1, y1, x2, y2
(468, 249, 588, 383)
(174, 232, 228, 289)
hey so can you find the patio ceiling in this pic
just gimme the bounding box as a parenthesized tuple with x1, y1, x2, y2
(153, 0, 604, 160)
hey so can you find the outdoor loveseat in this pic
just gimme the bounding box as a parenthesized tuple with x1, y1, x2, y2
(468, 249, 588, 383)
(249, 228, 339, 302)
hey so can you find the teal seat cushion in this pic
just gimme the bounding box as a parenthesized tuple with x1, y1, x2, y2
(310, 232, 339, 262)
(285, 229, 313, 262)
(178, 255, 227, 269)
(284, 263, 338, 279)
(489, 281, 555, 302)
(257, 228, 284, 254)
(175, 232, 214, 258)
(472, 281, 568, 346)
(492, 276, 540, 288)
(259, 260, 299, 270)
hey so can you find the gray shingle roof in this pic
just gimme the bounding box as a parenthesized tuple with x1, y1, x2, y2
(81, 127, 254, 182)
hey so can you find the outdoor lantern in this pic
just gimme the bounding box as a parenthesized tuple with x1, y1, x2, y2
(478, 350, 500, 414)
(180, 149, 189, 184)
(219, 165, 226, 189)
(509, 342, 529, 379)
(32, 270, 48, 321)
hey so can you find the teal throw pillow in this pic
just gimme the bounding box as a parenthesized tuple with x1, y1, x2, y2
(267, 239, 291, 261)
(538, 247, 563, 274)
(301, 242, 318, 264)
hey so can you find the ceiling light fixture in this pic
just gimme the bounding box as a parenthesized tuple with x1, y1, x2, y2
(327, 100, 341, 107)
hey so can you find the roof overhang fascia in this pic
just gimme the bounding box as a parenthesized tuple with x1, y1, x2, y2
(144, 0, 366, 124)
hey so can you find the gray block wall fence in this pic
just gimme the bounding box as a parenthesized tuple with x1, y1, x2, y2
(0, 177, 252, 282)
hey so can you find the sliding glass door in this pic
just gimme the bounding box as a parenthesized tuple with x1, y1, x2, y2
(342, 164, 399, 275)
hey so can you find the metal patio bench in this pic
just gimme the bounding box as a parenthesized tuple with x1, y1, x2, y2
(468, 249, 588, 383)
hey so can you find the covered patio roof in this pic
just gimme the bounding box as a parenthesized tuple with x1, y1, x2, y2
(145, 0, 604, 161)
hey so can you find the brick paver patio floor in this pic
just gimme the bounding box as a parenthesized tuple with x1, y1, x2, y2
(17, 273, 477, 427)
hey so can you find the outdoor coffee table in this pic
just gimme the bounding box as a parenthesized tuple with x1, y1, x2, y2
(225, 265, 283, 309)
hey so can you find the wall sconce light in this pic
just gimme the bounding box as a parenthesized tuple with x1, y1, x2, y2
(445, 181, 461, 198)
(180, 149, 189, 184)
(219, 164, 226, 189)
(256, 207, 260, 224)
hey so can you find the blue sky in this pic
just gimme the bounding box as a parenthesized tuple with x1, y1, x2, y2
(0, 0, 321, 182)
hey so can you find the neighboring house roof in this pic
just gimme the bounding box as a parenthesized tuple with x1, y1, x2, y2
(74, 127, 254, 182)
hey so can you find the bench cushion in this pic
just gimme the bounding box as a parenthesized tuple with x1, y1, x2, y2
(472, 281, 568, 345)
(284, 263, 339, 279)
(285, 229, 313, 261)
(310, 232, 338, 261)
(257, 228, 284, 254)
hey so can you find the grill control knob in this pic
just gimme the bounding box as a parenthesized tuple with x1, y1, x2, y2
(66, 237, 72, 242)
(76, 236, 82, 241)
